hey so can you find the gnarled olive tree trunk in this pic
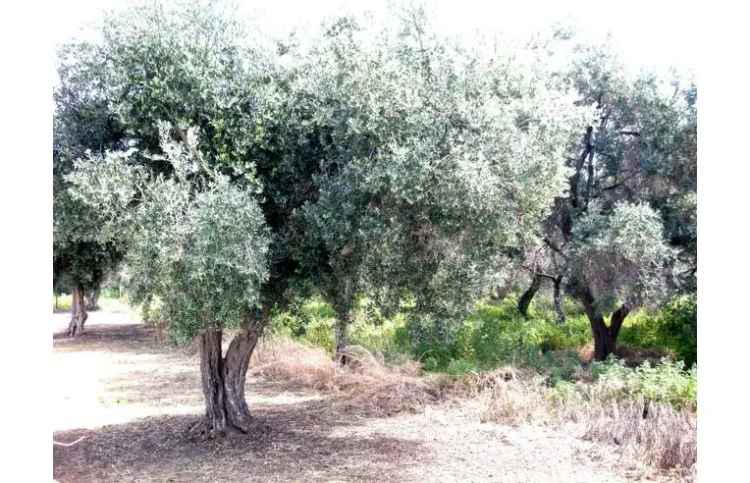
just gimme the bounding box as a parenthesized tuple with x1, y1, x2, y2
(569, 280, 630, 360)
(198, 323, 263, 436)
(334, 315, 350, 364)
(584, 304, 630, 361)
(518, 273, 543, 318)
(67, 285, 88, 336)
(332, 276, 354, 365)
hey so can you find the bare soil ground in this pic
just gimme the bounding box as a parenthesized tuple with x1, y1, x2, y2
(53, 308, 681, 482)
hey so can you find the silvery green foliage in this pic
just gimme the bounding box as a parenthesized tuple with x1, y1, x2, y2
(68, 127, 271, 342)
(569, 202, 673, 313)
(522, 37, 696, 314)
(53, 39, 129, 294)
(289, 10, 591, 334)
(81, 0, 276, 173)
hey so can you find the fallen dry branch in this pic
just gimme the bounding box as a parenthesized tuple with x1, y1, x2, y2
(53, 436, 87, 447)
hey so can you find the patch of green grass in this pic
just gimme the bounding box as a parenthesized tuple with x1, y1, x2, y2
(53, 294, 73, 312)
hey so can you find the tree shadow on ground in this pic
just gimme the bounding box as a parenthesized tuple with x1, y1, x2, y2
(54, 322, 427, 482)
(54, 396, 427, 483)
(53, 323, 176, 355)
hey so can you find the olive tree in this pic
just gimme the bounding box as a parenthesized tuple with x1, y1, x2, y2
(68, 127, 271, 435)
(517, 38, 695, 359)
(55, 0, 280, 433)
(281, 9, 590, 357)
(54, 41, 127, 334)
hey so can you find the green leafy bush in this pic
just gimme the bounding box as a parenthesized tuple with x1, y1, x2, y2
(619, 295, 697, 366)
(591, 357, 696, 409)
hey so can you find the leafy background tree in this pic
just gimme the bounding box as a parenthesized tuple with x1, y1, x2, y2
(509, 38, 697, 360)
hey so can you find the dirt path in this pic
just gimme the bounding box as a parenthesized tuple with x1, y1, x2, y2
(52, 310, 670, 482)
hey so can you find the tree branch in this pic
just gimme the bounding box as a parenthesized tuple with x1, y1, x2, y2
(520, 264, 558, 281)
(543, 237, 567, 259)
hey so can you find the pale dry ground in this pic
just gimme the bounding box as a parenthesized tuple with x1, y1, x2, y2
(53, 308, 680, 483)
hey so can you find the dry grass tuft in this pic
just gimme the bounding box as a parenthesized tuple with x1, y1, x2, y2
(250, 336, 453, 416)
(477, 371, 549, 425)
(582, 399, 697, 474)
(251, 336, 337, 390)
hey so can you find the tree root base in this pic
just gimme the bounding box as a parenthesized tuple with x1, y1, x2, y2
(185, 417, 272, 442)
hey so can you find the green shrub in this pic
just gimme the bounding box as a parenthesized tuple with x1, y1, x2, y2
(591, 357, 696, 409)
(53, 294, 72, 311)
(349, 316, 410, 362)
(302, 316, 335, 354)
(619, 295, 697, 366)
(656, 295, 697, 366)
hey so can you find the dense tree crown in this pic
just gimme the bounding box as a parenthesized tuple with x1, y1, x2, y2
(68, 125, 271, 343)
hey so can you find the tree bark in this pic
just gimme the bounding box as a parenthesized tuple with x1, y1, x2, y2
(570, 280, 630, 360)
(553, 277, 566, 325)
(199, 329, 228, 436)
(517, 273, 542, 318)
(67, 285, 88, 337)
(222, 326, 261, 432)
(334, 315, 350, 364)
(587, 305, 630, 361)
(333, 276, 354, 364)
(197, 320, 264, 436)
(85, 288, 101, 311)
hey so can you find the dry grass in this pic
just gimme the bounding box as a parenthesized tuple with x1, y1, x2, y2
(251, 336, 454, 417)
(577, 342, 674, 367)
(252, 336, 696, 478)
(583, 400, 697, 476)
(477, 370, 697, 480)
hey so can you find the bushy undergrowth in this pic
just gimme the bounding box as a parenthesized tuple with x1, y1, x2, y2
(619, 295, 697, 366)
(269, 295, 411, 362)
(257, 293, 698, 478)
(268, 293, 697, 377)
(252, 335, 696, 475)
(53, 294, 73, 311)
(589, 357, 697, 410)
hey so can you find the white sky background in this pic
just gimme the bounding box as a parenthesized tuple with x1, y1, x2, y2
(50, 0, 698, 76)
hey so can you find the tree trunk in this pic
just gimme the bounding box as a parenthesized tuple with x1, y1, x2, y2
(198, 322, 264, 436)
(553, 277, 566, 325)
(67, 285, 88, 337)
(222, 326, 261, 432)
(334, 315, 350, 364)
(199, 329, 228, 436)
(517, 273, 542, 318)
(85, 288, 101, 311)
(571, 280, 630, 361)
(588, 305, 630, 361)
(333, 276, 354, 364)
